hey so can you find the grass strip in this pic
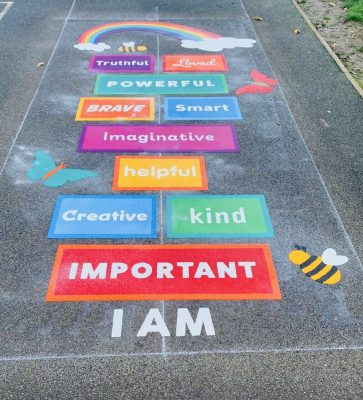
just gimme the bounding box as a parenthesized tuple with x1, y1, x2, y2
(345, 0, 363, 23)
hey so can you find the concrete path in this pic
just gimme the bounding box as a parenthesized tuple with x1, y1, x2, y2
(0, 1, 362, 398)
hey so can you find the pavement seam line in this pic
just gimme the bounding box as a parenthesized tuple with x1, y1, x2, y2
(1, 345, 363, 362)
(156, 10, 167, 358)
(291, 0, 363, 98)
(0, 1, 12, 21)
(0, 0, 77, 178)
(239, 0, 363, 268)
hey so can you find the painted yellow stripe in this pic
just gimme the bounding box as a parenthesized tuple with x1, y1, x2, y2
(310, 265, 332, 281)
(301, 256, 323, 273)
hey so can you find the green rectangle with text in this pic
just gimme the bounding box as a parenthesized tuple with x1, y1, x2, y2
(167, 195, 274, 238)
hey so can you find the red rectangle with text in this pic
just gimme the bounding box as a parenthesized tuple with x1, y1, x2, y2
(46, 244, 281, 301)
(162, 55, 228, 72)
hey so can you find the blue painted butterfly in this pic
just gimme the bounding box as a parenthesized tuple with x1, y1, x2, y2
(27, 150, 97, 187)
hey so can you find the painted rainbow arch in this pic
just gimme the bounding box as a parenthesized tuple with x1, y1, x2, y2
(78, 21, 222, 44)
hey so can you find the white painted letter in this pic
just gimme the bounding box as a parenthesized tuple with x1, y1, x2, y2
(176, 308, 215, 336)
(80, 262, 107, 279)
(69, 262, 78, 279)
(107, 80, 118, 87)
(217, 261, 237, 278)
(237, 262, 256, 278)
(111, 309, 123, 338)
(132, 262, 152, 279)
(110, 263, 128, 279)
(62, 210, 77, 221)
(177, 261, 194, 278)
(137, 308, 170, 337)
(157, 262, 174, 279)
(194, 262, 215, 278)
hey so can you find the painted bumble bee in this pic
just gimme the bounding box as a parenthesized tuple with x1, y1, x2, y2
(288, 245, 348, 285)
(118, 42, 147, 53)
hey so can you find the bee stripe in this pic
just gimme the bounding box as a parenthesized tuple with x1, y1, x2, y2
(315, 266, 338, 283)
(301, 258, 323, 273)
(305, 262, 326, 277)
(299, 256, 317, 269)
(310, 265, 331, 280)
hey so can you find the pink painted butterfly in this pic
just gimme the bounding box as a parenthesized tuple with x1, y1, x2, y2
(27, 150, 97, 188)
(235, 70, 277, 95)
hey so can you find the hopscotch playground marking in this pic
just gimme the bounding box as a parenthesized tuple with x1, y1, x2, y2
(42, 19, 350, 337)
(44, 19, 283, 340)
(2, 9, 358, 359)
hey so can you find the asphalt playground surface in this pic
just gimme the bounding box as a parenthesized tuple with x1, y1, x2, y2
(0, 1, 362, 399)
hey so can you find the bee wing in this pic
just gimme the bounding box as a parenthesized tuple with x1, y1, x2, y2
(322, 248, 348, 266)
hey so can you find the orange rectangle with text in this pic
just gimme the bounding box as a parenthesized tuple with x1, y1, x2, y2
(75, 97, 154, 121)
(113, 156, 208, 191)
(162, 54, 228, 72)
(46, 244, 282, 302)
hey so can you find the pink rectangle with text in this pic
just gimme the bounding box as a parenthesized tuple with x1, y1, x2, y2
(78, 124, 239, 153)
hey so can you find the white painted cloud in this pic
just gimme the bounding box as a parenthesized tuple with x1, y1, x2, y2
(181, 37, 256, 52)
(73, 42, 111, 52)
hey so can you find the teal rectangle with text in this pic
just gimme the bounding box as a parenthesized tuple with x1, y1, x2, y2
(94, 73, 228, 95)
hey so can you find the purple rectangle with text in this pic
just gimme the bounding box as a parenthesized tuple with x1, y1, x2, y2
(88, 55, 155, 73)
(78, 124, 239, 153)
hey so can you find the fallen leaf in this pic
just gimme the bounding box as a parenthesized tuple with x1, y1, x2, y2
(329, 2, 335, 6)
(36, 62, 45, 68)
(254, 16, 263, 21)
(294, 29, 301, 34)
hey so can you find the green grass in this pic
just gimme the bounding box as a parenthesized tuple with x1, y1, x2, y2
(345, 0, 363, 23)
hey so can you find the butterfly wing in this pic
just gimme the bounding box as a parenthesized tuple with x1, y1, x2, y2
(27, 151, 56, 181)
(251, 70, 277, 86)
(44, 169, 97, 187)
(235, 84, 273, 95)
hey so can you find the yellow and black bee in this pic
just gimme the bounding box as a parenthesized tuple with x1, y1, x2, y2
(288, 245, 348, 285)
(118, 42, 147, 53)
